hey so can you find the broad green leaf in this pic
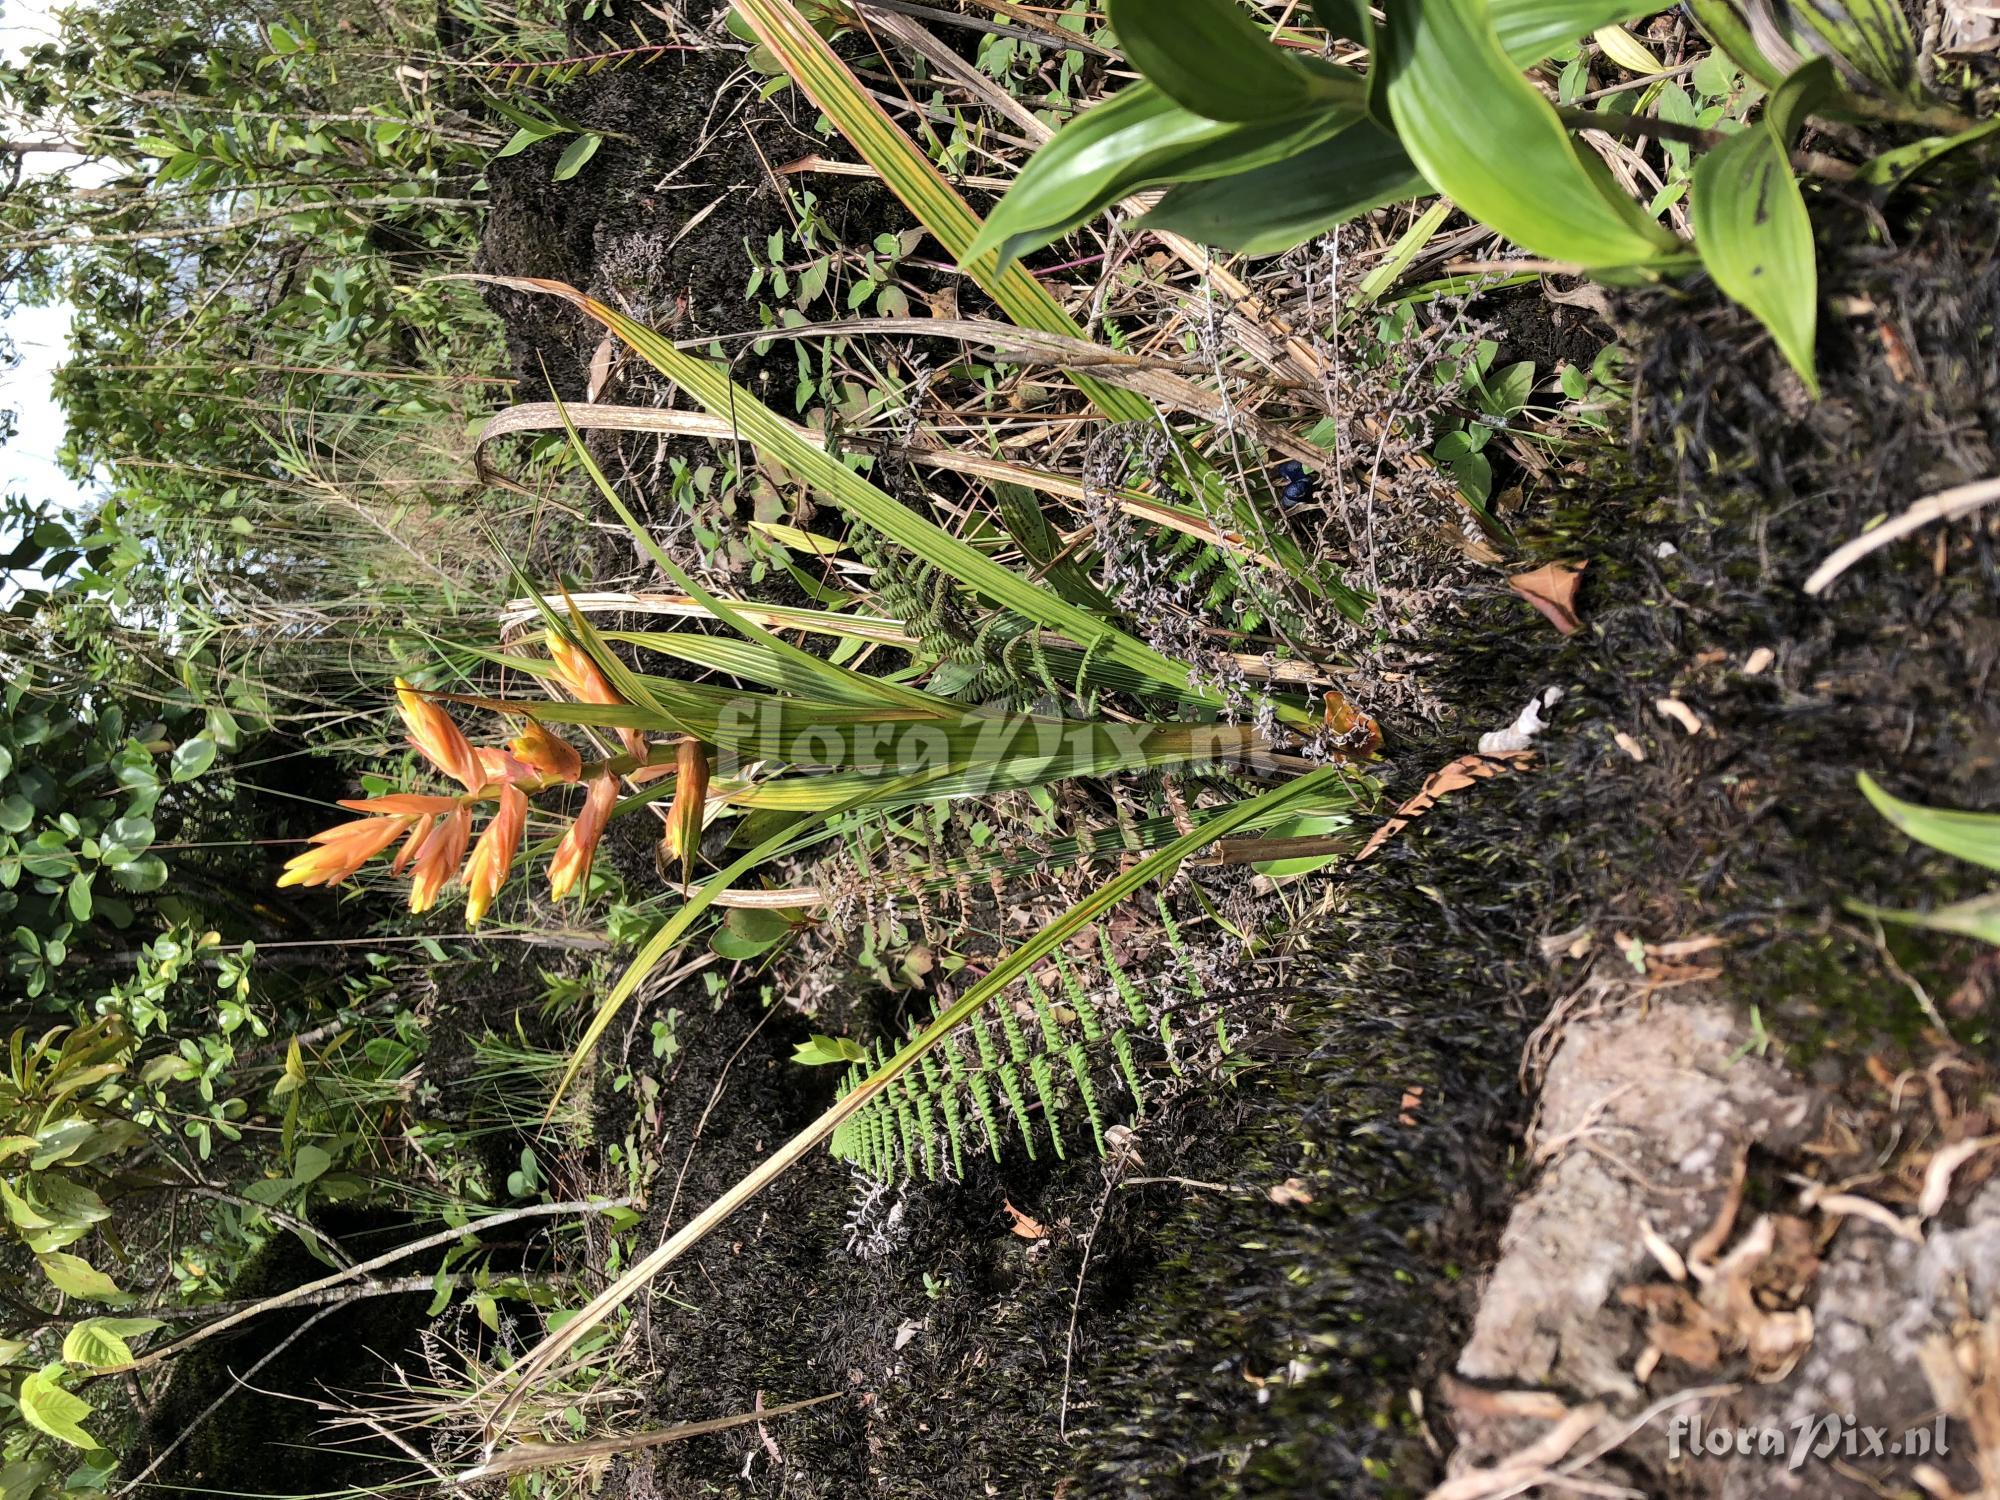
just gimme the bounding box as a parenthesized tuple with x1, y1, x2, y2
(18, 1366, 97, 1449)
(1860, 772, 2000, 871)
(293, 1143, 333, 1182)
(1106, 0, 1353, 121)
(108, 853, 168, 893)
(1489, 0, 1654, 67)
(552, 132, 603, 181)
(36, 1252, 125, 1303)
(0, 794, 30, 834)
(1142, 117, 1427, 253)
(1690, 70, 1823, 391)
(967, 80, 1358, 269)
(169, 736, 216, 782)
(2, 1179, 55, 1229)
(62, 1317, 161, 1370)
(1856, 117, 2000, 190)
(1786, 0, 1921, 100)
(1381, 0, 1678, 269)
(0, 1461, 54, 1500)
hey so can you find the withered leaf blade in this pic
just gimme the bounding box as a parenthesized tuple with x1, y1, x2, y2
(1357, 750, 1535, 862)
(1508, 560, 1587, 635)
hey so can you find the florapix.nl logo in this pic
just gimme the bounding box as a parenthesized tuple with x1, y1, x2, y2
(1668, 1411, 1950, 1472)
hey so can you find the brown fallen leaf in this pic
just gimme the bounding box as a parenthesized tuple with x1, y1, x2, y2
(585, 333, 616, 404)
(1002, 1199, 1048, 1241)
(1357, 750, 1536, 862)
(1508, 561, 1586, 635)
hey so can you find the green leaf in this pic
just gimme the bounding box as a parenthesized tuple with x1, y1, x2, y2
(62, 1317, 161, 1370)
(168, 736, 216, 782)
(1380, 0, 1677, 270)
(103, 815, 155, 858)
(0, 794, 31, 834)
(552, 132, 603, 182)
(1106, 0, 1353, 121)
(968, 80, 1358, 269)
(791, 1032, 868, 1066)
(1847, 893, 2000, 947)
(36, 1253, 126, 1303)
(1488, 0, 1654, 65)
(108, 854, 168, 893)
(293, 1144, 333, 1183)
(1855, 116, 2000, 191)
(1859, 772, 2000, 871)
(1786, 0, 1921, 100)
(1690, 73, 1823, 392)
(18, 1366, 97, 1449)
(1140, 117, 1428, 253)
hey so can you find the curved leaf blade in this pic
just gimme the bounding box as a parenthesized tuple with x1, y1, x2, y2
(1690, 123, 1819, 391)
(1381, 0, 1677, 269)
(1141, 116, 1428, 253)
(967, 81, 1357, 268)
(1106, 0, 1351, 121)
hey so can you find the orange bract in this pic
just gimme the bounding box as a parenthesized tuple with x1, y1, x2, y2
(544, 630, 647, 759)
(396, 677, 481, 790)
(549, 770, 617, 901)
(278, 814, 413, 890)
(510, 720, 583, 784)
(464, 784, 528, 926)
(408, 805, 472, 913)
(662, 739, 711, 886)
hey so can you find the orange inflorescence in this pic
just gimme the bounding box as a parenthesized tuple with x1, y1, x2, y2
(280, 637, 672, 921)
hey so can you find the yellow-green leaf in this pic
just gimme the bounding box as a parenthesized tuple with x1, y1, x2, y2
(18, 1365, 98, 1449)
(36, 1253, 125, 1303)
(62, 1317, 161, 1370)
(1106, 0, 1353, 121)
(1860, 772, 2000, 872)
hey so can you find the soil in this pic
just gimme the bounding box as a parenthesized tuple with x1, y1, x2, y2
(468, 16, 2000, 1499)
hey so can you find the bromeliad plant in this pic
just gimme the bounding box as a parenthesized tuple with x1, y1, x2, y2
(969, 0, 1989, 392)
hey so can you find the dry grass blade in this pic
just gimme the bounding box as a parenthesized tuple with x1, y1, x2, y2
(472, 401, 1286, 565)
(1804, 472, 2000, 595)
(451, 1393, 840, 1484)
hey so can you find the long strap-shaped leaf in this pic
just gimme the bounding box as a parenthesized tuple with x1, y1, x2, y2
(476, 277, 1306, 723)
(481, 761, 1351, 1440)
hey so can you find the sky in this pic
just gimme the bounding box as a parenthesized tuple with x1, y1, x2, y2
(0, 0, 104, 516)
